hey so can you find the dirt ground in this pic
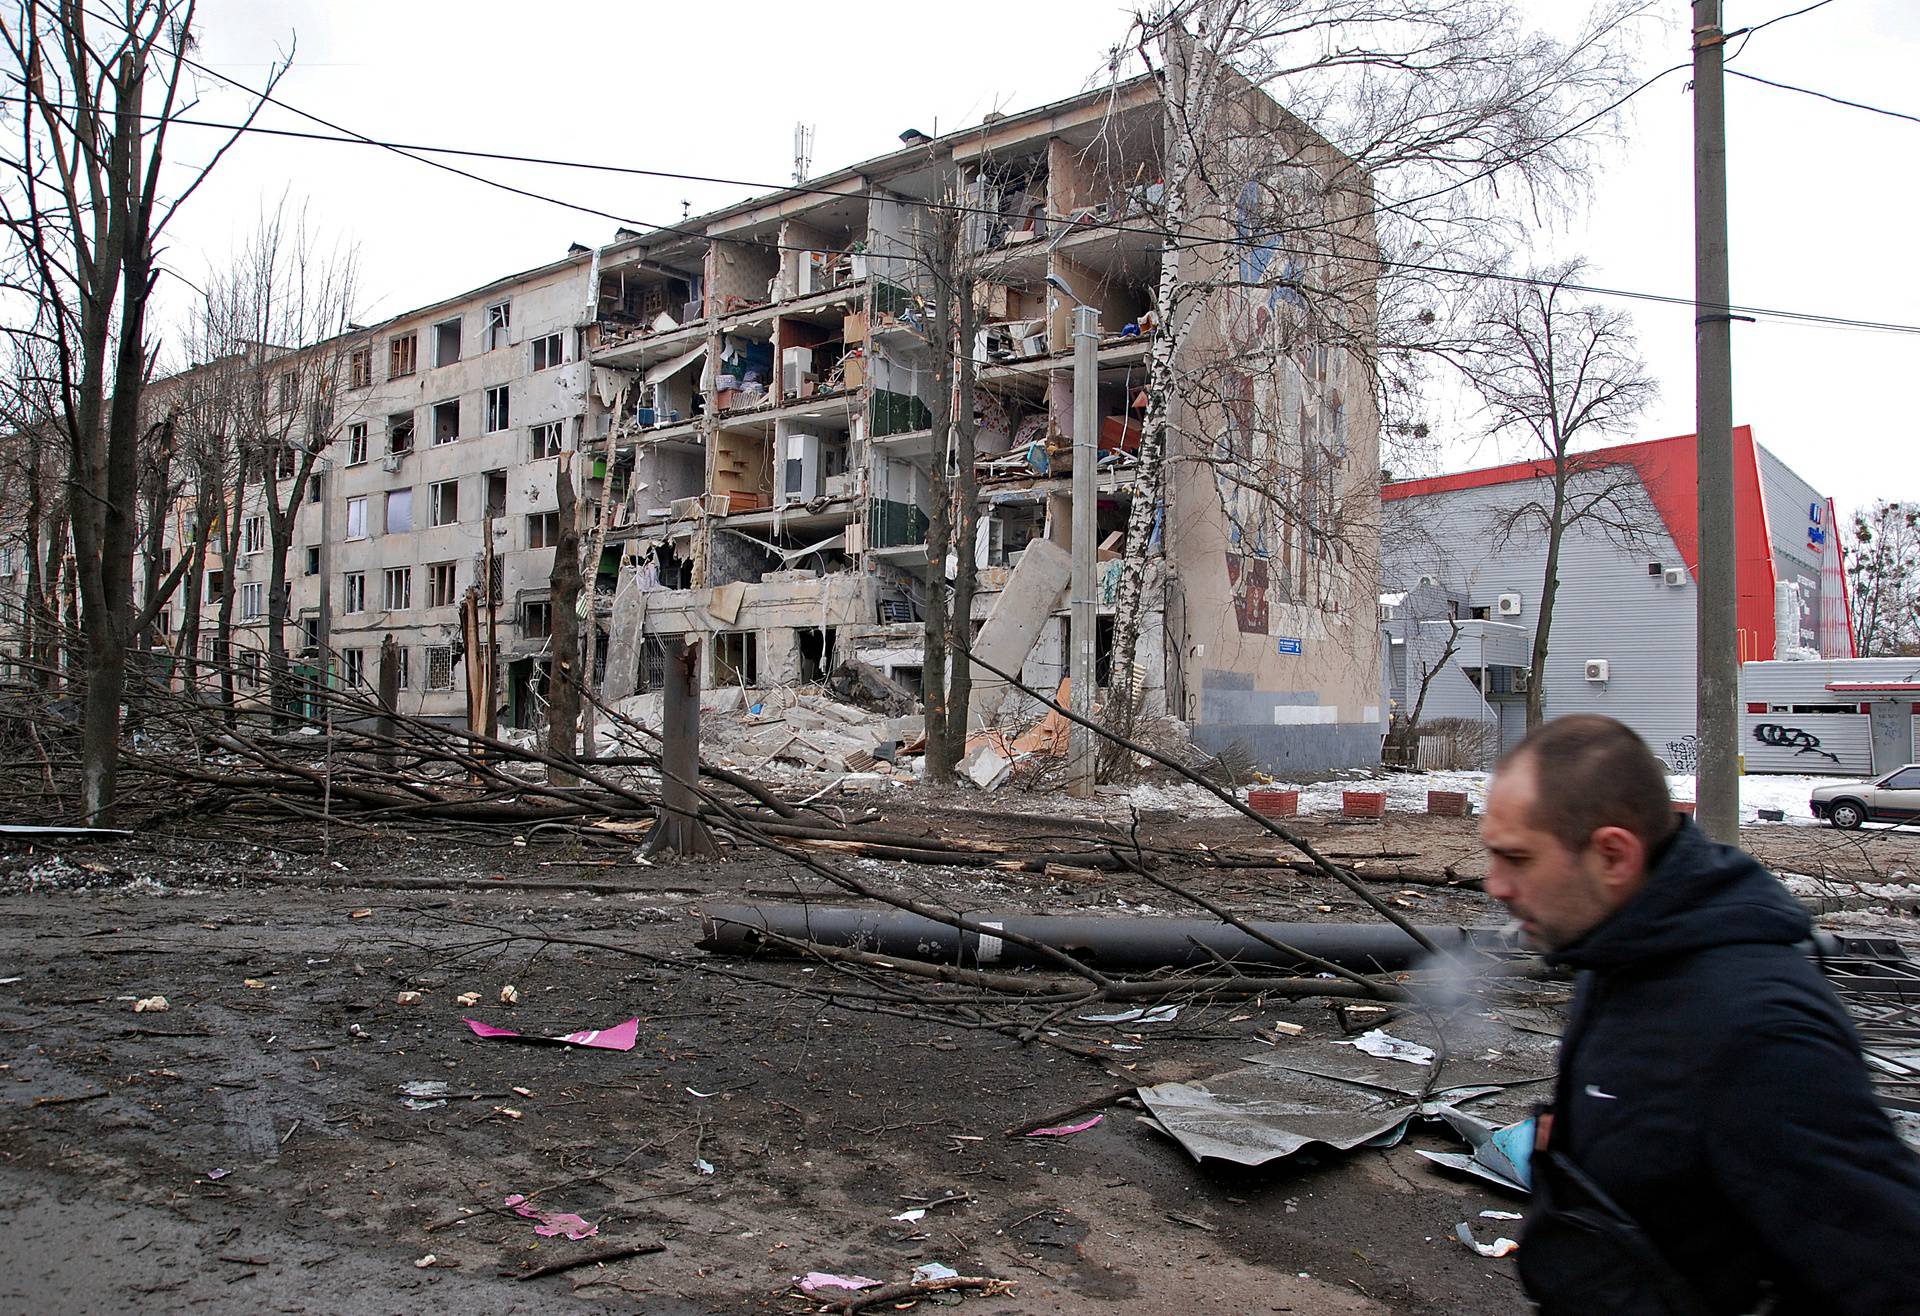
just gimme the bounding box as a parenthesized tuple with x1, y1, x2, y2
(2, 788, 1916, 1315)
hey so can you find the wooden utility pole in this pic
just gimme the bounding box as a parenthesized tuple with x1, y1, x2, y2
(376, 633, 400, 769)
(1693, 0, 1739, 841)
(546, 455, 583, 786)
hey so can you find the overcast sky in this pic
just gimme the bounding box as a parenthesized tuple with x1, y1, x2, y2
(151, 0, 1918, 517)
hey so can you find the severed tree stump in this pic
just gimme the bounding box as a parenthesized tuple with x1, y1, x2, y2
(641, 635, 718, 858)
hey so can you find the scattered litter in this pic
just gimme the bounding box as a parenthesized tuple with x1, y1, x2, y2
(1269, 1021, 1306, 1037)
(494, 1106, 523, 1120)
(455, 992, 480, 1006)
(498, 984, 520, 1005)
(1080, 1005, 1180, 1025)
(400, 1080, 450, 1111)
(348, 909, 372, 920)
(395, 991, 423, 1006)
(1455, 1221, 1519, 1257)
(1341, 1029, 1436, 1066)
(0, 977, 20, 986)
(414, 1254, 437, 1269)
(1480, 1210, 1524, 1220)
(1026, 1114, 1103, 1138)
(686, 1087, 717, 1098)
(892, 1208, 926, 1223)
(798, 1272, 881, 1295)
(694, 1158, 715, 1175)
(512, 1086, 533, 1097)
(243, 979, 266, 990)
(463, 1017, 639, 1051)
(1415, 1109, 1536, 1193)
(206, 1168, 229, 1181)
(913, 1262, 960, 1283)
(133, 996, 168, 1013)
(1165, 1211, 1217, 1232)
(503, 1193, 597, 1240)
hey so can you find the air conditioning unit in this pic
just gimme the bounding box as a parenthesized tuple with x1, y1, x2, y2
(1584, 659, 1610, 683)
(1663, 567, 1688, 587)
(1497, 592, 1522, 617)
(781, 346, 815, 395)
(381, 452, 405, 473)
(1417, 574, 1439, 587)
(1510, 669, 1530, 693)
(781, 431, 825, 505)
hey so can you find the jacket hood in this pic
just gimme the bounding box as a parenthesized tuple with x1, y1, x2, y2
(1548, 819, 1811, 972)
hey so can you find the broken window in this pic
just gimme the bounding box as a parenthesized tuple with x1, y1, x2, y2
(432, 399, 460, 445)
(485, 470, 508, 518)
(529, 421, 563, 459)
(389, 333, 417, 379)
(485, 385, 511, 433)
(485, 301, 511, 352)
(435, 317, 462, 367)
(426, 560, 458, 608)
(276, 443, 298, 480)
(343, 648, 365, 687)
(523, 600, 552, 639)
(386, 488, 413, 534)
(239, 648, 261, 686)
(277, 370, 299, 412)
(388, 412, 415, 455)
(487, 558, 504, 603)
(344, 572, 366, 614)
(796, 627, 834, 684)
(308, 472, 323, 504)
(300, 614, 319, 649)
(639, 636, 668, 693)
(712, 632, 757, 688)
(527, 511, 561, 549)
(383, 566, 412, 611)
(425, 644, 454, 691)
(240, 582, 265, 620)
(242, 515, 266, 555)
(531, 331, 564, 371)
(395, 646, 412, 690)
(304, 546, 320, 576)
(430, 479, 459, 527)
(347, 423, 368, 466)
(349, 347, 372, 390)
(345, 497, 368, 541)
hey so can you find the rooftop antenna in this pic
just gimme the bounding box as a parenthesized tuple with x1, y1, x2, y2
(680, 199, 691, 222)
(793, 122, 815, 184)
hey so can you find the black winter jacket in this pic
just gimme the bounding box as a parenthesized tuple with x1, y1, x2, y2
(1518, 819, 1920, 1316)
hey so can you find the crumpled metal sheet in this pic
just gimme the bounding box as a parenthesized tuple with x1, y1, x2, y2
(1137, 1065, 1418, 1167)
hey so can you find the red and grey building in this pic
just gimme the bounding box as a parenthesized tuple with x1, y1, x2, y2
(1380, 426, 1910, 774)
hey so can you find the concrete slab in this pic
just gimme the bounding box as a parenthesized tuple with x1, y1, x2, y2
(967, 537, 1071, 729)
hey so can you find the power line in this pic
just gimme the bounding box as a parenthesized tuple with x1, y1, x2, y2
(15, 89, 1919, 339)
(1727, 68, 1920, 127)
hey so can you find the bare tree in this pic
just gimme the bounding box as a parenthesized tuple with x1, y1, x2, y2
(0, 1, 281, 820)
(1847, 500, 1920, 658)
(210, 201, 360, 724)
(0, 342, 73, 685)
(1445, 262, 1658, 727)
(1098, 0, 1653, 754)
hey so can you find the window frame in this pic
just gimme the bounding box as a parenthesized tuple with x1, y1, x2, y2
(429, 479, 460, 528)
(484, 385, 511, 434)
(531, 331, 564, 372)
(385, 488, 413, 535)
(349, 346, 372, 390)
(426, 560, 458, 608)
(345, 496, 368, 541)
(388, 332, 418, 379)
(529, 420, 564, 459)
(343, 571, 366, 614)
(485, 300, 512, 352)
(382, 566, 413, 611)
(434, 316, 463, 367)
(346, 422, 369, 466)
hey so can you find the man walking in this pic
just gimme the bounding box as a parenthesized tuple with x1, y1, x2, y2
(1479, 714, 1920, 1315)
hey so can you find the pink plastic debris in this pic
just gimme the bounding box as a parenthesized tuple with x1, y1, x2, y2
(502, 1193, 599, 1241)
(464, 1016, 639, 1052)
(798, 1272, 883, 1294)
(1026, 1114, 1104, 1137)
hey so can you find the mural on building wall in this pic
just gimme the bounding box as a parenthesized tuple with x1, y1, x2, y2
(1209, 168, 1353, 636)
(1752, 722, 1841, 765)
(1664, 735, 1700, 773)
(1225, 556, 1270, 635)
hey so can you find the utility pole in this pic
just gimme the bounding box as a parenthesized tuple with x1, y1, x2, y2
(1693, 0, 1739, 842)
(1069, 302, 1099, 798)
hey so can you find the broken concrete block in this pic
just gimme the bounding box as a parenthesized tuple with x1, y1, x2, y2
(963, 742, 1014, 791)
(968, 538, 1070, 729)
(826, 660, 919, 716)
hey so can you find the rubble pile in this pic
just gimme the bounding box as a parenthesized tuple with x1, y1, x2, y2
(607, 683, 922, 780)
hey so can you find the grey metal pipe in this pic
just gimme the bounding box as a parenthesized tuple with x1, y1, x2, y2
(699, 903, 1513, 973)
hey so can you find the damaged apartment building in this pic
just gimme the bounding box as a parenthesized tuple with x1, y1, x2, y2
(142, 74, 1385, 773)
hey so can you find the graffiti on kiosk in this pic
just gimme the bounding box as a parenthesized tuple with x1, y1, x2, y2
(1665, 735, 1700, 773)
(1752, 722, 1841, 765)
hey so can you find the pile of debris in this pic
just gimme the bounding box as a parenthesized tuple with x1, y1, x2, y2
(607, 681, 923, 780)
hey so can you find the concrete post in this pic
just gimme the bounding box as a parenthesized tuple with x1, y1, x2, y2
(1069, 303, 1099, 798)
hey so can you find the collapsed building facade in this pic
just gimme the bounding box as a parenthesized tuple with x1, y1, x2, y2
(44, 74, 1385, 773)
